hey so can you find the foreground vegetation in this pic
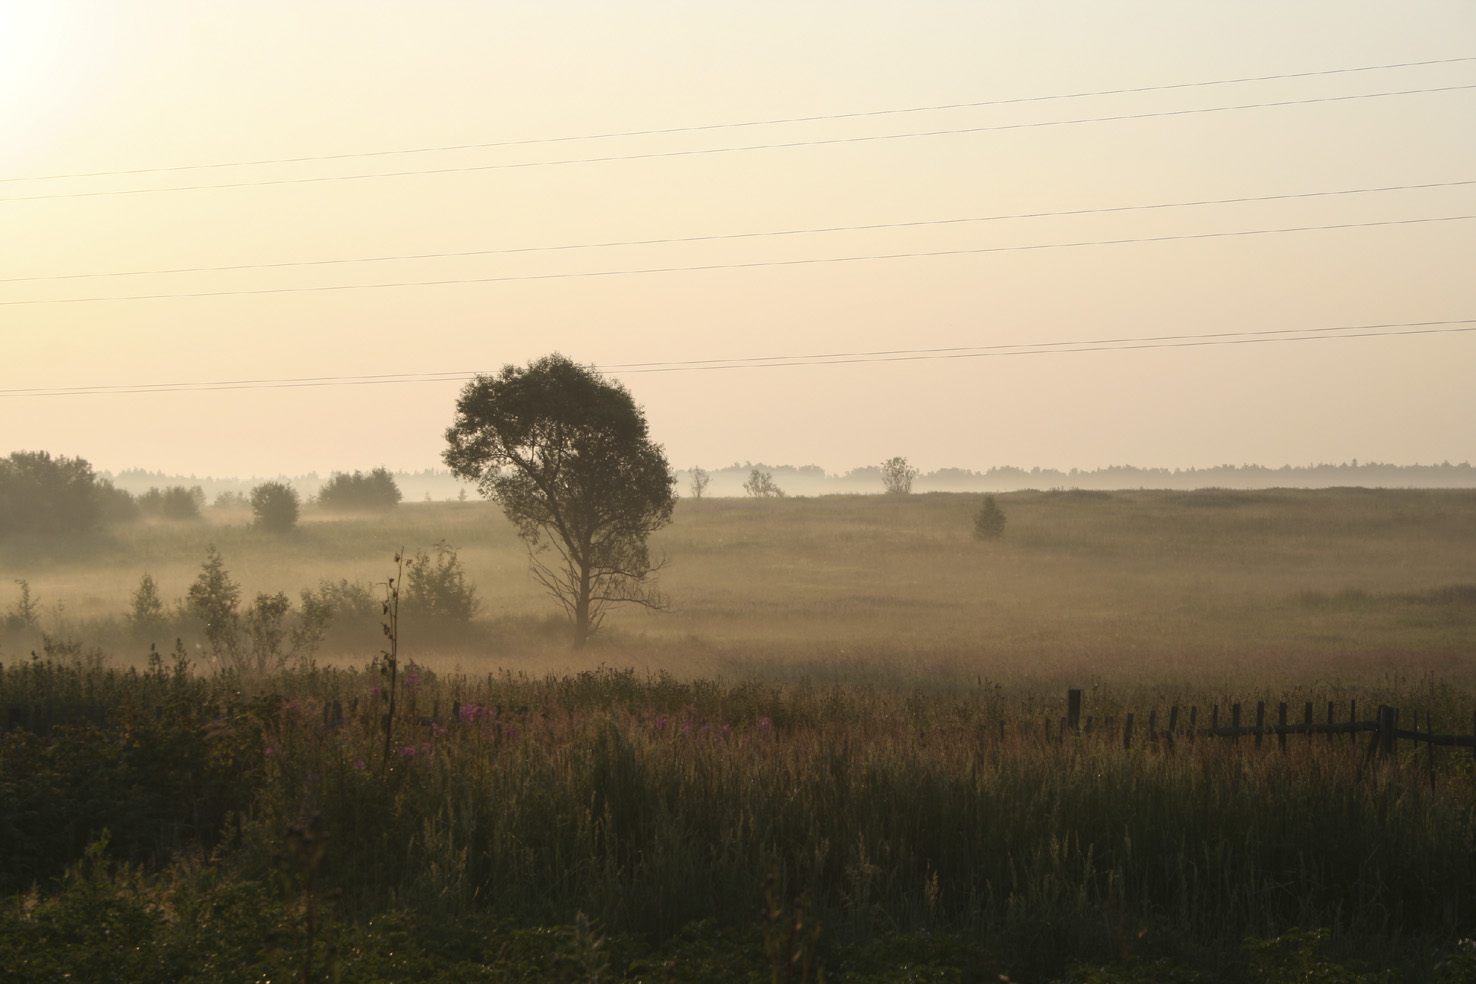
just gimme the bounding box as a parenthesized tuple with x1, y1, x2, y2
(2, 488, 1474, 978)
(3, 656, 1476, 981)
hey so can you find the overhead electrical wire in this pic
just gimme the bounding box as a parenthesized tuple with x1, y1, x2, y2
(3, 319, 1471, 398)
(4, 84, 1474, 204)
(4, 55, 1472, 185)
(4, 179, 1471, 285)
(5, 213, 1472, 307)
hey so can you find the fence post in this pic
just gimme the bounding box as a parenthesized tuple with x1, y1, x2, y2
(1168, 706, 1180, 750)
(1067, 689, 1082, 733)
(1377, 705, 1396, 758)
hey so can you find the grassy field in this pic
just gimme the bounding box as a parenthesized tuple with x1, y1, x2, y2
(3, 488, 1476, 981)
(2, 487, 1473, 689)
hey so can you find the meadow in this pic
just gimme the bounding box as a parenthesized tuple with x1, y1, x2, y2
(2, 488, 1475, 982)
(4, 487, 1475, 688)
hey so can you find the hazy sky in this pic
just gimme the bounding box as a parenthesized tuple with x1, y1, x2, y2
(2, 1, 1473, 478)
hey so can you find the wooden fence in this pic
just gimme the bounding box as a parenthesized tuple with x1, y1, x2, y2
(1059, 687, 1476, 758)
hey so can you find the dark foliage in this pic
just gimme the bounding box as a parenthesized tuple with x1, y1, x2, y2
(444, 354, 677, 647)
(315, 468, 402, 512)
(250, 481, 300, 532)
(0, 451, 104, 536)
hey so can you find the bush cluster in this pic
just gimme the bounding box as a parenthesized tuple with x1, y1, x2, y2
(315, 468, 402, 512)
(0, 451, 106, 536)
(136, 485, 204, 521)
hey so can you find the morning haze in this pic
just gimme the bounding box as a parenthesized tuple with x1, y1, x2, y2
(3, 2, 1476, 979)
(1, 2, 1472, 476)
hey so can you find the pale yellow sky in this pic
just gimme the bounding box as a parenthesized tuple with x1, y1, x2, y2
(2, 1, 1473, 478)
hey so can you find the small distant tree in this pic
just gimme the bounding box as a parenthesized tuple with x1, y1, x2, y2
(250, 481, 300, 532)
(129, 573, 169, 636)
(690, 467, 710, 500)
(744, 468, 786, 499)
(187, 545, 241, 663)
(973, 494, 1006, 539)
(880, 456, 919, 495)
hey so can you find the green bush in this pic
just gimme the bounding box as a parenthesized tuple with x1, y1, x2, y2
(404, 541, 479, 622)
(974, 493, 1006, 538)
(315, 468, 402, 512)
(250, 481, 300, 532)
(137, 485, 204, 521)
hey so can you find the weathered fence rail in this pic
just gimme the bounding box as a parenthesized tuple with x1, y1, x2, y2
(1062, 688, 1476, 758)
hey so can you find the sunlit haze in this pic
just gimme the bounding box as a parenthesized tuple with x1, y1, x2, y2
(3, 2, 1473, 479)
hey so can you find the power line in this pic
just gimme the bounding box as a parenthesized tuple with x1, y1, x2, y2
(5, 84, 1473, 204)
(5, 178, 1471, 285)
(601, 319, 1476, 370)
(5, 213, 1472, 307)
(6, 56, 1472, 185)
(3, 319, 1471, 398)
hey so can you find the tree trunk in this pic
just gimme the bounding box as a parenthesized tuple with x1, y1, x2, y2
(572, 563, 592, 649)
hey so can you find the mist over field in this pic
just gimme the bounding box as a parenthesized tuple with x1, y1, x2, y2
(97, 458, 1476, 505)
(3, 0, 1473, 977)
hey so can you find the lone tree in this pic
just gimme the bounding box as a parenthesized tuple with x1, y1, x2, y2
(689, 466, 710, 500)
(443, 354, 677, 648)
(880, 456, 919, 495)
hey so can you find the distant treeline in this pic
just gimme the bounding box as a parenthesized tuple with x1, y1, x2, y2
(100, 459, 1476, 504)
(682, 460, 1476, 497)
(103, 467, 464, 503)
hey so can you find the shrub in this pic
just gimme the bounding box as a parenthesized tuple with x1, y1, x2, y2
(315, 468, 402, 512)
(880, 456, 919, 495)
(743, 469, 786, 499)
(404, 541, 479, 622)
(184, 546, 331, 674)
(974, 494, 1006, 539)
(4, 579, 40, 631)
(137, 485, 203, 521)
(213, 490, 249, 510)
(250, 481, 300, 532)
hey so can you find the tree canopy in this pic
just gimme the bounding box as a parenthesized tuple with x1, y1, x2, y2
(443, 354, 677, 647)
(0, 451, 103, 536)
